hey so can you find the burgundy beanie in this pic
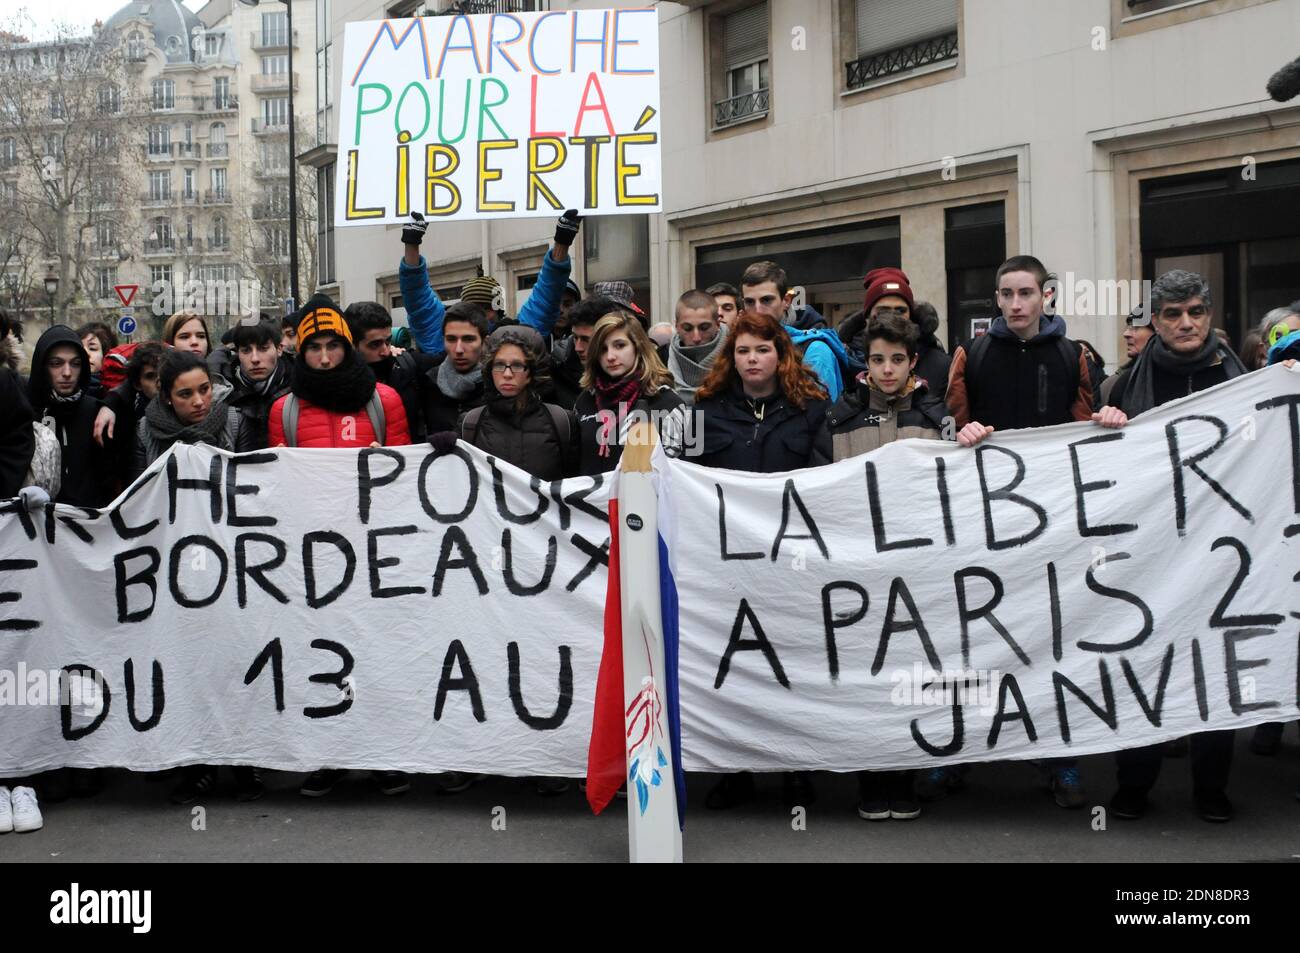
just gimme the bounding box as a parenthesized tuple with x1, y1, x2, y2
(863, 267, 915, 314)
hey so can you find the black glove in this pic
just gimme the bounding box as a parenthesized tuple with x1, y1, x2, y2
(429, 430, 458, 454)
(401, 211, 427, 246)
(554, 209, 581, 247)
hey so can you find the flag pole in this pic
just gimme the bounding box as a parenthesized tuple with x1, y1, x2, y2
(618, 421, 682, 863)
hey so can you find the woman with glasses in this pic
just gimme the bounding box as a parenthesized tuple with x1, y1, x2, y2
(445, 325, 577, 480)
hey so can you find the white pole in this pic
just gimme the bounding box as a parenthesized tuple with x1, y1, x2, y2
(617, 422, 682, 863)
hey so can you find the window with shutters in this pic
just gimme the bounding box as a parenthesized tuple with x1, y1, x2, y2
(845, 0, 959, 92)
(1110, 0, 1269, 40)
(712, 3, 770, 130)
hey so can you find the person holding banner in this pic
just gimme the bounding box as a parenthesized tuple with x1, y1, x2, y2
(267, 295, 412, 453)
(1097, 269, 1251, 823)
(449, 324, 577, 482)
(574, 308, 686, 474)
(809, 311, 949, 821)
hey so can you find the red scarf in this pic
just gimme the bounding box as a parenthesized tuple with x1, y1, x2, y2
(592, 375, 643, 457)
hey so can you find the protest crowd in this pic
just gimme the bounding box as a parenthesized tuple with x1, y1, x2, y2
(1, 206, 1298, 838)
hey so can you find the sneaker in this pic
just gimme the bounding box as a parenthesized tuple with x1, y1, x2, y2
(888, 772, 921, 820)
(704, 773, 755, 810)
(0, 786, 12, 833)
(1194, 788, 1233, 823)
(435, 771, 482, 795)
(1109, 786, 1148, 820)
(1050, 766, 1087, 809)
(233, 767, 265, 803)
(915, 767, 957, 802)
(856, 772, 889, 821)
(10, 786, 43, 833)
(782, 771, 816, 809)
(375, 771, 411, 796)
(535, 777, 571, 797)
(169, 766, 218, 806)
(299, 768, 347, 798)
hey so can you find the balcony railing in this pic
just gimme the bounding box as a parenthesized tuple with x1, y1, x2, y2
(180, 190, 199, 206)
(145, 143, 174, 160)
(176, 143, 198, 159)
(437, 1, 546, 13)
(713, 88, 769, 129)
(205, 239, 231, 254)
(207, 143, 229, 158)
(251, 118, 290, 135)
(252, 203, 288, 221)
(846, 31, 959, 91)
(143, 240, 175, 256)
(251, 73, 297, 93)
(141, 192, 175, 207)
(252, 162, 289, 179)
(203, 96, 239, 115)
(204, 189, 232, 205)
(250, 30, 298, 51)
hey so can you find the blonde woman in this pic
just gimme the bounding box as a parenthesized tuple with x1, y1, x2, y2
(573, 308, 686, 474)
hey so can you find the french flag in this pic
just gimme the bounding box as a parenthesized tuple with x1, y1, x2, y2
(586, 498, 685, 829)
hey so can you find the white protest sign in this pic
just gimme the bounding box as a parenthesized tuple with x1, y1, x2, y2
(0, 368, 1297, 776)
(334, 9, 662, 226)
(667, 365, 1300, 770)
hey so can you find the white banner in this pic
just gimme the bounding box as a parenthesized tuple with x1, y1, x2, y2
(1, 367, 1298, 775)
(334, 9, 662, 226)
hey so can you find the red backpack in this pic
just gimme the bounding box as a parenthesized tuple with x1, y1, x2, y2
(100, 342, 140, 392)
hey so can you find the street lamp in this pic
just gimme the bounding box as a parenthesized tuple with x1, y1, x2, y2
(238, 0, 300, 310)
(43, 268, 58, 328)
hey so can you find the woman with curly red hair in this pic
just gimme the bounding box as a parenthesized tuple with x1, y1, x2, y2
(692, 311, 830, 473)
(691, 311, 830, 812)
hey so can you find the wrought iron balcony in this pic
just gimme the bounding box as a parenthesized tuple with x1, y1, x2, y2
(713, 88, 769, 129)
(846, 31, 958, 91)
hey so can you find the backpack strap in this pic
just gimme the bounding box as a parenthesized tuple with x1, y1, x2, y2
(226, 407, 243, 452)
(543, 403, 571, 447)
(461, 405, 487, 445)
(364, 390, 387, 445)
(1057, 336, 1083, 399)
(281, 394, 299, 448)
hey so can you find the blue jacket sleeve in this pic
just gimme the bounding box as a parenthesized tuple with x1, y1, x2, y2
(802, 341, 843, 402)
(516, 248, 572, 336)
(398, 255, 446, 355)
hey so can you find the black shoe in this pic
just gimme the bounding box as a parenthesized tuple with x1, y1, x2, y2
(1162, 737, 1189, 758)
(856, 772, 890, 821)
(887, 771, 920, 820)
(299, 768, 346, 798)
(435, 771, 483, 795)
(375, 771, 411, 796)
(170, 766, 218, 806)
(233, 767, 265, 802)
(705, 773, 755, 810)
(1250, 724, 1282, 756)
(782, 771, 816, 809)
(1194, 788, 1233, 823)
(39, 768, 73, 803)
(915, 766, 960, 802)
(1110, 786, 1148, 820)
(1049, 766, 1087, 809)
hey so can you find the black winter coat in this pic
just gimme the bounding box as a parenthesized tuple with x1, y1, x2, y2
(461, 392, 577, 481)
(812, 376, 949, 465)
(548, 337, 585, 410)
(419, 353, 487, 436)
(378, 349, 439, 441)
(226, 356, 293, 450)
(693, 381, 830, 473)
(0, 366, 34, 498)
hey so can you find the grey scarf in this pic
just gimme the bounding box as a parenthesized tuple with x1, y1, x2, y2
(1120, 333, 1247, 418)
(144, 393, 233, 449)
(667, 326, 727, 404)
(437, 357, 483, 400)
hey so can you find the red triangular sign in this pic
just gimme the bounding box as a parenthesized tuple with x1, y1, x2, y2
(114, 284, 138, 307)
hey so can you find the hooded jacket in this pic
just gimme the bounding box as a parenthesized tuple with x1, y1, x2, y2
(786, 326, 853, 402)
(945, 315, 1092, 431)
(812, 374, 950, 465)
(837, 308, 951, 395)
(26, 326, 115, 507)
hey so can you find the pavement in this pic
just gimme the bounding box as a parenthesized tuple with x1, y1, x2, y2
(3, 732, 1298, 862)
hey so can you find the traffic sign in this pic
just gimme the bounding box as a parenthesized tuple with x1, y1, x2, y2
(114, 284, 138, 308)
(117, 307, 137, 337)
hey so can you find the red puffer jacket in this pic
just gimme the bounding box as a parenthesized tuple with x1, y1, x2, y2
(268, 382, 411, 448)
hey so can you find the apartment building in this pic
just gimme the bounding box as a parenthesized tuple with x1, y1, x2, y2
(319, 0, 1300, 365)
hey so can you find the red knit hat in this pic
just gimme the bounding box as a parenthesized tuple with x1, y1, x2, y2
(863, 267, 914, 314)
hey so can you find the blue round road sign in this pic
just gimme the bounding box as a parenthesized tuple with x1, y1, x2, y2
(117, 315, 137, 336)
